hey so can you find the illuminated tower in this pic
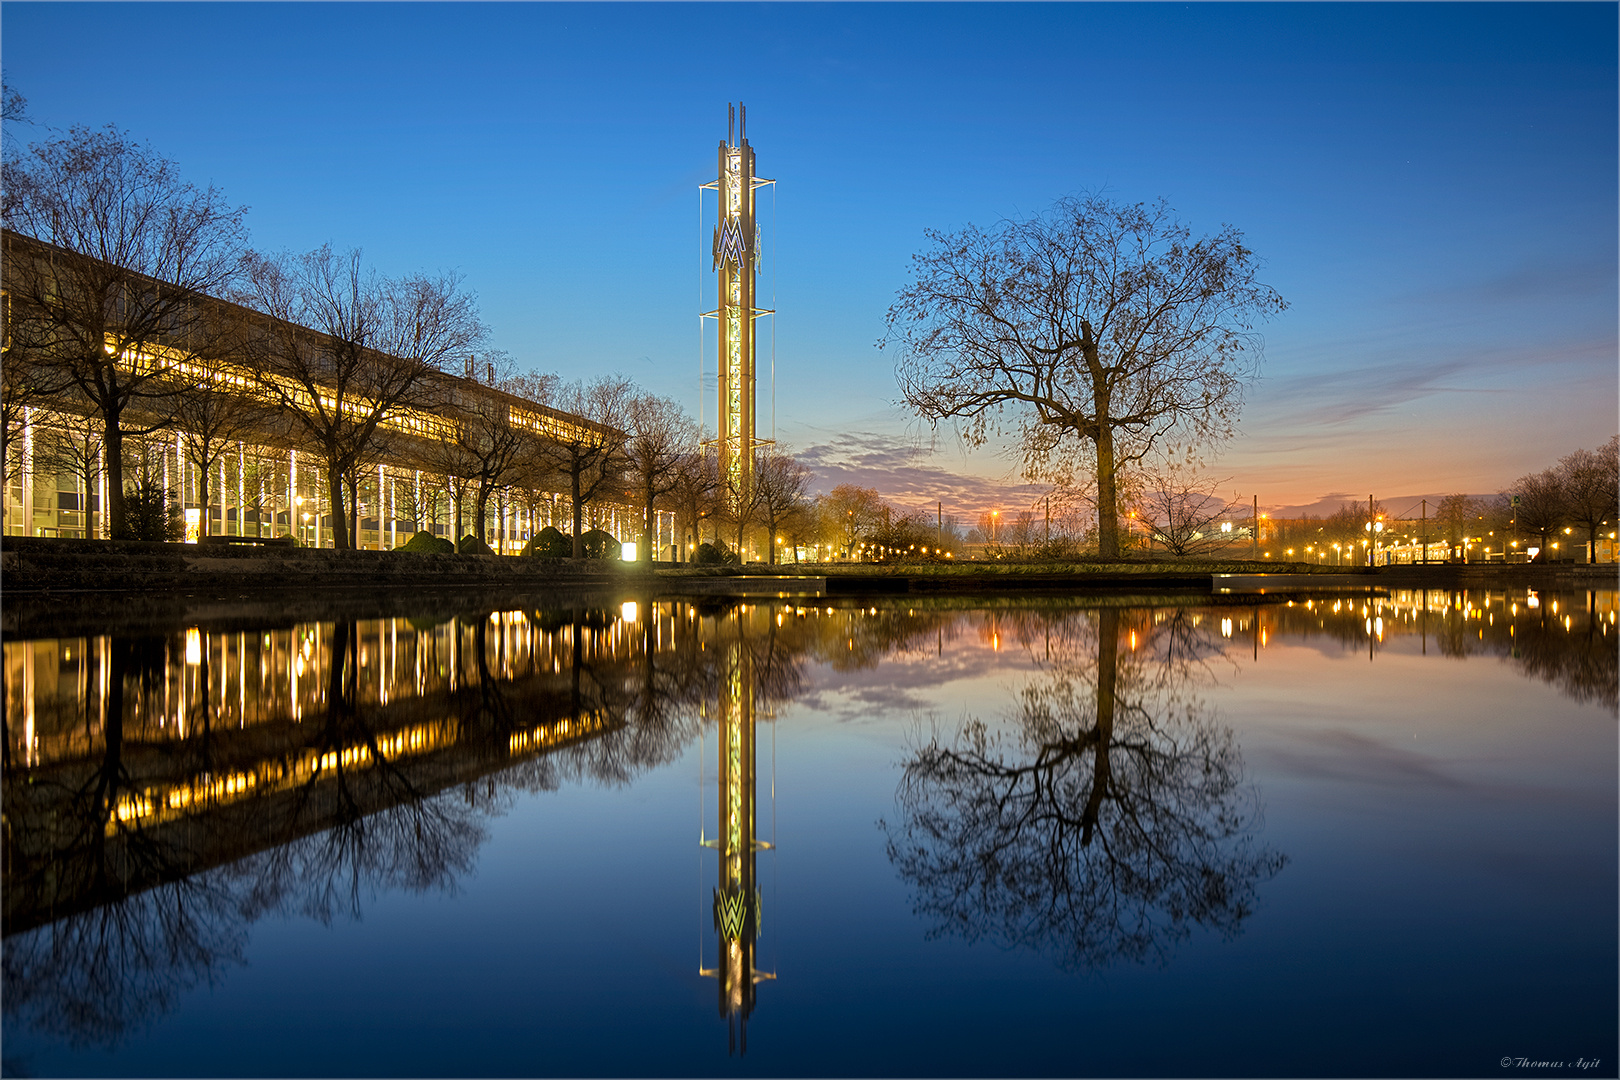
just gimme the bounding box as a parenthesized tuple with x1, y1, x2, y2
(700, 616, 774, 1054)
(703, 103, 773, 507)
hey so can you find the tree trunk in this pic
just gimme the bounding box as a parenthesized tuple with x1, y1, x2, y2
(476, 484, 492, 547)
(1094, 422, 1120, 558)
(327, 460, 349, 550)
(197, 455, 212, 537)
(1084, 323, 1120, 559)
(104, 420, 128, 539)
(571, 461, 585, 559)
(1080, 607, 1118, 847)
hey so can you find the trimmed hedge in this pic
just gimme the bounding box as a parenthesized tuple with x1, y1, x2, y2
(694, 540, 739, 566)
(523, 526, 571, 558)
(581, 529, 621, 560)
(399, 530, 455, 554)
(457, 534, 496, 556)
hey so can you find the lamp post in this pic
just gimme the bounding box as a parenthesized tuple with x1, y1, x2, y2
(1364, 519, 1384, 566)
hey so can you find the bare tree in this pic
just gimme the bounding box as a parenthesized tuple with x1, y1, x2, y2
(752, 446, 812, 566)
(625, 392, 698, 564)
(0, 343, 69, 499)
(429, 380, 535, 547)
(240, 444, 290, 539)
(888, 194, 1286, 557)
(722, 454, 767, 559)
(818, 483, 884, 559)
(1510, 468, 1565, 562)
(36, 413, 106, 537)
(666, 447, 721, 561)
(240, 246, 483, 549)
(535, 376, 633, 559)
(174, 339, 274, 537)
(2, 127, 249, 537)
(1556, 436, 1619, 563)
(1133, 458, 1239, 557)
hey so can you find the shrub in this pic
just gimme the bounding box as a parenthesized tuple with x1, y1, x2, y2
(581, 528, 621, 560)
(693, 540, 739, 566)
(117, 480, 184, 541)
(457, 534, 495, 556)
(399, 530, 454, 554)
(523, 526, 571, 558)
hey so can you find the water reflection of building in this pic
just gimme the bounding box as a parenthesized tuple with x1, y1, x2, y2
(0, 609, 653, 935)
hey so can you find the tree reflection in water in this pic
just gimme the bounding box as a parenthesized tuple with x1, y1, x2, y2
(886, 606, 1287, 970)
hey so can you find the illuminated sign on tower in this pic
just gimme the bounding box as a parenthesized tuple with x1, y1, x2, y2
(702, 103, 773, 506)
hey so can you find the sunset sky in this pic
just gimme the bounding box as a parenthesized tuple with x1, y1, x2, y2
(4, 2, 1614, 521)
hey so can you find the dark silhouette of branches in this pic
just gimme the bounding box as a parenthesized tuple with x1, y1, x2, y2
(887, 194, 1285, 557)
(886, 607, 1285, 969)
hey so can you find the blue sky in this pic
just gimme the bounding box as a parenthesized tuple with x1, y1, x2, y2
(3, 2, 1614, 518)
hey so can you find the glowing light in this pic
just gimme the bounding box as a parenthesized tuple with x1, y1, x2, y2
(621, 601, 639, 623)
(185, 628, 202, 666)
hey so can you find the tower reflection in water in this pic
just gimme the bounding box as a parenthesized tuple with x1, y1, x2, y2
(699, 608, 776, 1055)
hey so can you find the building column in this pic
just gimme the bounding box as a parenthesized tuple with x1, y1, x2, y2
(289, 450, 298, 543)
(96, 440, 107, 539)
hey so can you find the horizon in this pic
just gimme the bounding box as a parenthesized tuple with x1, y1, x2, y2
(3, 2, 1614, 522)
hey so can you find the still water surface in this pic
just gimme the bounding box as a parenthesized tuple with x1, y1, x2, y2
(3, 588, 1615, 1077)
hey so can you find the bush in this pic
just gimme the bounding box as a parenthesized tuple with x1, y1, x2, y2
(399, 530, 454, 554)
(457, 534, 495, 556)
(522, 526, 571, 558)
(117, 480, 183, 541)
(581, 528, 621, 560)
(693, 540, 739, 566)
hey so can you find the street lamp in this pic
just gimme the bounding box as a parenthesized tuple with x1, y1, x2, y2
(1364, 518, 1384, 566)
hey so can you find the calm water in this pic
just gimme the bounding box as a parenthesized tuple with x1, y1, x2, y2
(2, 587, 1615, 1078)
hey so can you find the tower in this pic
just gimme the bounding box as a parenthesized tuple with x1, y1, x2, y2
(703, 103, 773, 508)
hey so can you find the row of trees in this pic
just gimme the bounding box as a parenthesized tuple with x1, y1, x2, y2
(1509, 437, 1619, 562)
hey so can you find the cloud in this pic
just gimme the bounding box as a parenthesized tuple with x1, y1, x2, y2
(1255, 727, 1469, 790)
(794, 428, 1051, 517)
(1254, 336, 1615, 429)
(1401, 255, 1617, 308)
